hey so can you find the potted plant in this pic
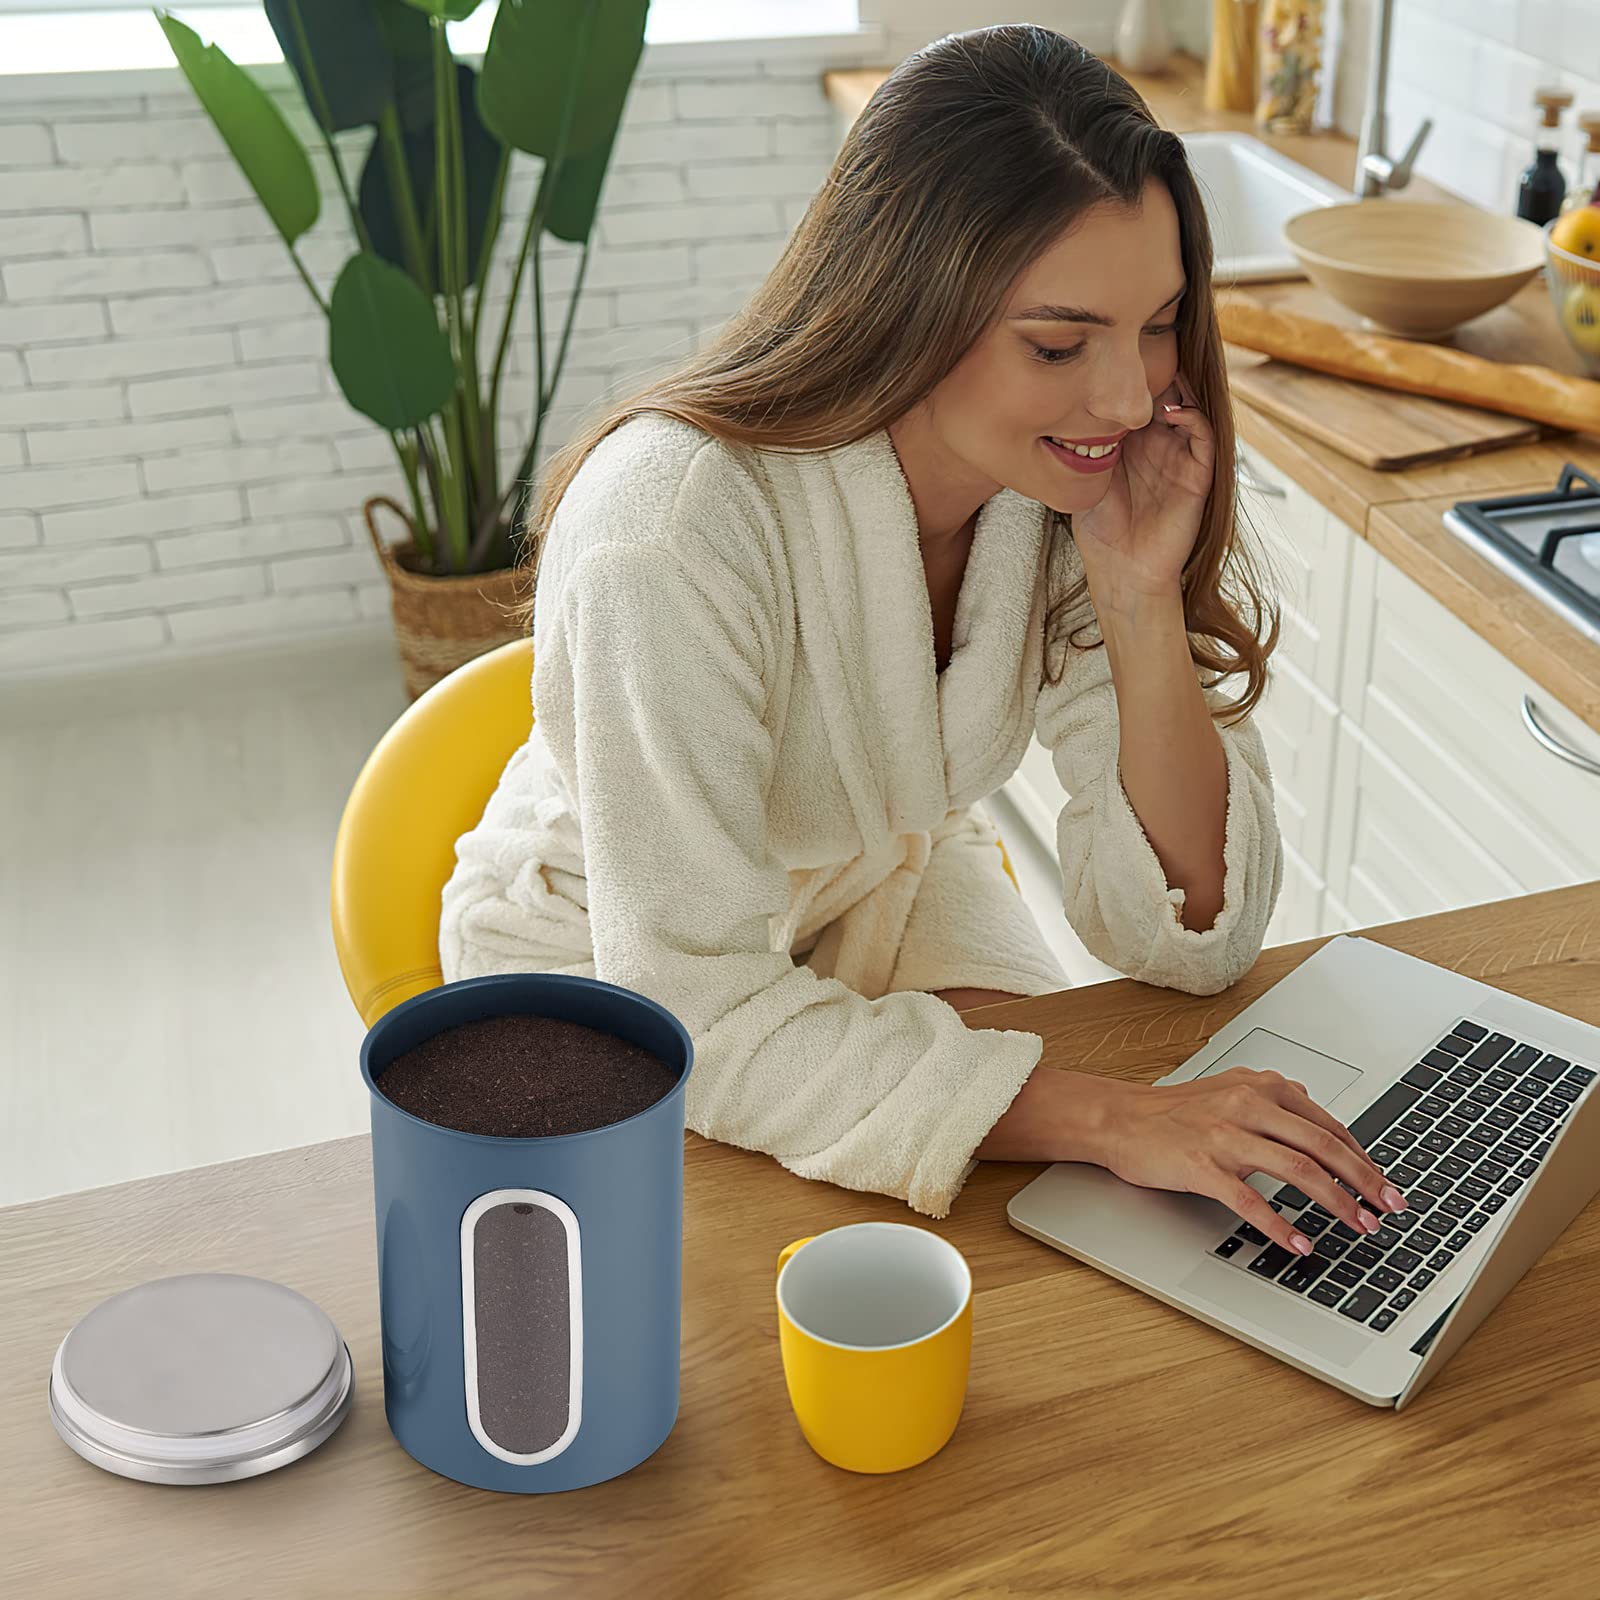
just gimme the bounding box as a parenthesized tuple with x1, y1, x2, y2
(158, 0, 649, 698)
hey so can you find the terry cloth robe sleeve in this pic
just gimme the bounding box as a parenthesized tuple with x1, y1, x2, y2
(546, 538, 1044, 1220)
(1036, 600, 1285, 998)
(886, 802, 1069, 999)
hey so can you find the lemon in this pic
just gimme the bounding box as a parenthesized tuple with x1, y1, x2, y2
(1551, 203, 1600, 259)
(1559, 282, 1600, 354)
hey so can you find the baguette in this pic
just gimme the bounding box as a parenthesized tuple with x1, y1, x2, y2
(1217, 300, 1600, 436)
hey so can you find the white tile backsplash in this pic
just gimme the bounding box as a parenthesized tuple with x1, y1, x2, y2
(1339, 0, 1600, 211)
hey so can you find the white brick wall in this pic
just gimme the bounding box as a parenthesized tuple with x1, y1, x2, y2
(0, 56, 836, 676)
(1333, 0, 1600, 213)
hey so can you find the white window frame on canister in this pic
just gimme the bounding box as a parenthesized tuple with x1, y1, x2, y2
(460, 1188, 583, 1467)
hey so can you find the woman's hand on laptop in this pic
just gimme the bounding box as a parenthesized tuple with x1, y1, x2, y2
(1101, 1067, 1409, 1256)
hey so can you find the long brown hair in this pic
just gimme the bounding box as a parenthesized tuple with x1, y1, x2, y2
(519, 24, 1283, 719)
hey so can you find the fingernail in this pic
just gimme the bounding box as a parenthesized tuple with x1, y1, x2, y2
(1358, 1207, 1379, 1231)
(1382, 1185, 1406, 1212)
(1162, 403, 1181, 413)
(1291, 1233, 1312, 1255)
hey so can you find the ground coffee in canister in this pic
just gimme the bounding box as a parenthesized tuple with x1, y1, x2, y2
(376, 1013, 678, 1138)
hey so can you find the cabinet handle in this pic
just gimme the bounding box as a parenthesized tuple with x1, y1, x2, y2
(1520, 694, 1600, 777)
(1236, 452, 1286, 499)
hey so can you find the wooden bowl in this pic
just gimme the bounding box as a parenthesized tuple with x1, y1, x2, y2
(1283, 200, 1546, 339)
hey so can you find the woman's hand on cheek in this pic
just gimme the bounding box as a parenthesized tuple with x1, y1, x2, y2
(1069, 367, 1217, 604)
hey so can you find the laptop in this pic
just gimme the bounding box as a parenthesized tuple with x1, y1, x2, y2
(1005, 932, 1600, 1409)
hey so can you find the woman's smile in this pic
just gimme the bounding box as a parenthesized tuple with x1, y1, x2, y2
(1042, 434, 1123, 474)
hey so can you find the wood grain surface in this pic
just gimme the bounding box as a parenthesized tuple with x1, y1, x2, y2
(1229, 359, 1547, 469)
(4, 880, 1598, 1599)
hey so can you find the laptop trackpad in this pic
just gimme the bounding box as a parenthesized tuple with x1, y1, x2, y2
(1190, 1029, 1364, 1111)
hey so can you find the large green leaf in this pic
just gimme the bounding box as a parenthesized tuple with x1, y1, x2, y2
(263, 0, 432, 133)
(374, 0, 437, 130)
(329, 252, 455, 428)
(358, 62, 503, 291)
(400, 0, 483, 19)
(478, 0, 648, 160)
(540, 120, 619, 244)
(156, 12, 319, 243)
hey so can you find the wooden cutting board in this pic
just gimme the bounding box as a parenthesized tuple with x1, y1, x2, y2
(1229, 358, 1550, 468)
(1219, 276, 1582, 468)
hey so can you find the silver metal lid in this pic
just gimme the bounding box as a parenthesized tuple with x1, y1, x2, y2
(47, 1272, 354, 1485)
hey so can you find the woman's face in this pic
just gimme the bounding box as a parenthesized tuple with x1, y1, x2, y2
(919, 176, 1188, 515)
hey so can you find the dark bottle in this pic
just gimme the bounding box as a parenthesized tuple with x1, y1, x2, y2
(1557, 112, 1600, 220)
(1516, 87, 1573, 225)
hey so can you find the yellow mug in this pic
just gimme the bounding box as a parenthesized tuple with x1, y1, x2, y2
(775, 1222, 973, 1474)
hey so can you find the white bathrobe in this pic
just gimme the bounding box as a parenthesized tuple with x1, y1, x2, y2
(440, 413, 1284, 1217)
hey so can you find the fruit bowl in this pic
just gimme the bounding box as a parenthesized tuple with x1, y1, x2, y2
(1282, 199, 1546, 338)
(1543, 216, 1600, 378)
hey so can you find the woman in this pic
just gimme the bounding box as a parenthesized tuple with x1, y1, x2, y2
(441, 27, 1409, 1251)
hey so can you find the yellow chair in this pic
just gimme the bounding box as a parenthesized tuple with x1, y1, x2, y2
(331, 637, 536, 1029)
(330, 637, 1022, 1030)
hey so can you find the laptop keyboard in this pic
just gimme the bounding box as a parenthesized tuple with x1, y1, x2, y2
(1212, 1019, 1596, 1338)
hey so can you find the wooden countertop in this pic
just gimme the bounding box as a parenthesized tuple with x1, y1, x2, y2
(5, 879, 1600, 1597)
(826, 55, 1600, 735)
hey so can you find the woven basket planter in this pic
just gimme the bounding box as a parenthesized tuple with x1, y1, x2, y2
(364, 496, 531, 701)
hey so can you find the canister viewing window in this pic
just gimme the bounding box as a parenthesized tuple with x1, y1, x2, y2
(460, 1189, 583, 1465)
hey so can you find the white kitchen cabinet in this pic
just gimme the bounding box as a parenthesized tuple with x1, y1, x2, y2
(1264, 836, 1328, 946)
(1002, 440, 1600, 965)
(1238, 439, 1351, 705)
(1255, 663, 1342, 947)
(1325, 535, 1600, 919)
(1246, 434, 1347, 950)
(1324, 717, 1527, 923)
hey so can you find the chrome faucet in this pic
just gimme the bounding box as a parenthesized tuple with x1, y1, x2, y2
(1353, 0, 1433, 198)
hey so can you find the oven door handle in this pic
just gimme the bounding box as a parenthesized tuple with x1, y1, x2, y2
(1520, 694, 1600, 778)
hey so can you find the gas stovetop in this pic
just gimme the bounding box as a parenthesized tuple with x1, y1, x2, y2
(1441, 464, 1600, 648)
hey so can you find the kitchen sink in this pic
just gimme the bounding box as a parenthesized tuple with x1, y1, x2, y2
(1180, 132, 1351, 283)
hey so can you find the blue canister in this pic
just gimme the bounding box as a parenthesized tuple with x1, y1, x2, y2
(359, 973, 694, 1493)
